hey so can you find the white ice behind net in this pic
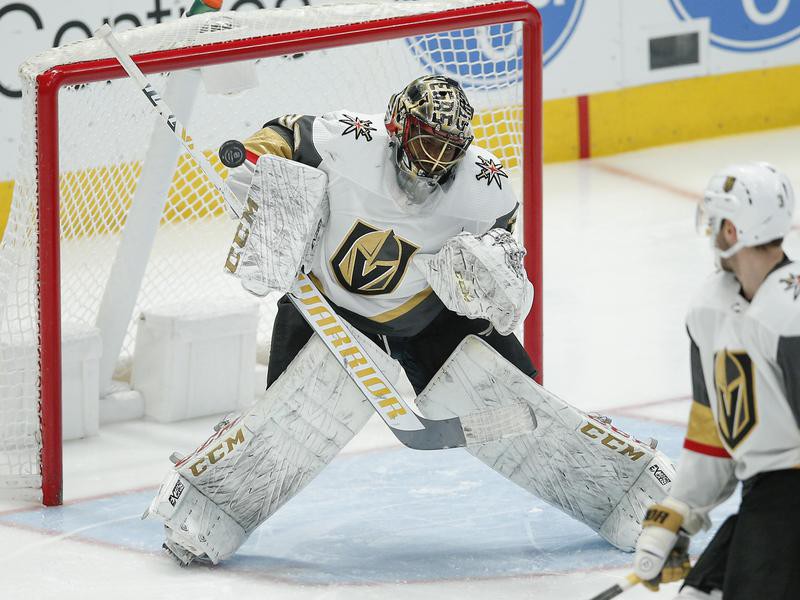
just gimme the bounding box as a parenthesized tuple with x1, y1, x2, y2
(0, 1, 525, 497)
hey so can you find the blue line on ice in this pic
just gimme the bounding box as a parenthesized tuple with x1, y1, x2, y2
(0, 417, 738, 584)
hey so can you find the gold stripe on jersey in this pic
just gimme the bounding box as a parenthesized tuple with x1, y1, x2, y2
(714, 349, 758, 450)
(686, 400, 728, 451)
(309, 270, 438, 335)
(243, 127, 292, 160)
(310, 267, 431, 327)
(370, 287, 435, 324)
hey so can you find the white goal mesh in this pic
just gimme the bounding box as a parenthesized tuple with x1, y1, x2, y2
(0, 0, 538, 503)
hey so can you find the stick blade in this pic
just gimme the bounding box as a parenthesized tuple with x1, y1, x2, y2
(460, 402, 536, 446)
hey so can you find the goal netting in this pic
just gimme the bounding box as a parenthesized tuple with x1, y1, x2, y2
(0, 0, 541, 505)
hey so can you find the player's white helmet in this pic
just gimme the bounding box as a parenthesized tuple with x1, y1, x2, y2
(385, 75, 474, 195)
(696, 162, 795, 258)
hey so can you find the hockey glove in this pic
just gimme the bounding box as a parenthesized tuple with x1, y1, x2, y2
(414, 229, 533, 335)
(634, 498, 692, 591)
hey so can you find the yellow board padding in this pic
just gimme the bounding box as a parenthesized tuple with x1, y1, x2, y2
(589, 64, 800, 158)
(2, 64, 798, 244)
(0, 105, 588, 242)
(162, 150, 227, 223)
(57, 150, 228, 240)
(1, 113, 524, 244)
(472, 106, 523, 171)
(543, 97, 580, 163)
(473, 101, 580, 166)
(0, 180, 13, 241)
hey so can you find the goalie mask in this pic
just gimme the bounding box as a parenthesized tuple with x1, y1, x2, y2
(696, 162, 795, 259)
(385, 75, 474, 201)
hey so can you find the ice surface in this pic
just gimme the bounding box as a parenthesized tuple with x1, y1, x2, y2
(1, 417, 738, 580)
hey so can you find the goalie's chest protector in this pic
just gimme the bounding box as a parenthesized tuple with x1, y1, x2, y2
(307, 111, 518, 336)
(686, 262, 800, 480)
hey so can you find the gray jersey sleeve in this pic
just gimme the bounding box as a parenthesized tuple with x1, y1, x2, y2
(491, 203, 520, 233)
(670, 330, 737, 532)
(689, 332, 711, 407)
(777, 335, 800, 428)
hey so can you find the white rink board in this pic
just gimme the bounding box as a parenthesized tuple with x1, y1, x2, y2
(3, 0, 800, 180)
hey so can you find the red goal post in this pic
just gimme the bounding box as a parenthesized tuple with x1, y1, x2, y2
(1, 0, 542, 506)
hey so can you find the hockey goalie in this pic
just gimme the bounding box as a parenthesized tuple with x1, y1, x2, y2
(144, 75, 675, 565)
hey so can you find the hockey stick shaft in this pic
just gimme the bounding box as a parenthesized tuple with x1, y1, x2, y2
(289, 275, 536, 449)
(289, 273, 470, 449)
(587, 573, 641, 600)
(94, 24, 238, 211)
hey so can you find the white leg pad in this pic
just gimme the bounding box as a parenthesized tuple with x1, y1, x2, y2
(416, 335, 676, 551)
(145, 329, 399, 563)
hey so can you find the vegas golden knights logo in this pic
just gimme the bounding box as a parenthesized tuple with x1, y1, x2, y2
(331, 220, 419, 295)
(714, 350, 758, 450)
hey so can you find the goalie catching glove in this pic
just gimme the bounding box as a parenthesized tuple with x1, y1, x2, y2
(634, 497, 693, 591)
(414, 229, 533, 335)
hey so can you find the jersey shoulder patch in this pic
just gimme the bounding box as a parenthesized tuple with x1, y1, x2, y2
(316, 110, 385, 144)
(336, 112, 379, 142)
(750, 261, 800, 337)
(773, 262, 800, 303)
(441, 145, 518, 233)
(310, 110, 388, 176)
(471, 146, 510, 190)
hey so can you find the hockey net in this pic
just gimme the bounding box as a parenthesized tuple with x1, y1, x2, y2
(0, 0, 541, 505)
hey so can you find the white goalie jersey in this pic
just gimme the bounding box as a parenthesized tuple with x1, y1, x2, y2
(234, 110, 520, 336)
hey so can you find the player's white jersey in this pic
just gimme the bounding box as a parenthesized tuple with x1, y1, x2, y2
(284, 110, 518, 336)
(685, 258, 800, 481)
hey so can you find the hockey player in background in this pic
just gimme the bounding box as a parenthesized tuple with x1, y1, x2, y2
(144, 75, 675, 566)
(633, 163, 800, 599)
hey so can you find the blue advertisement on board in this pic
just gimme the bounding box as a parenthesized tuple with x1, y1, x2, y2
(406, 0, 585, 88)
(669, 0, 800, 52)
(539, 0, 585, 66)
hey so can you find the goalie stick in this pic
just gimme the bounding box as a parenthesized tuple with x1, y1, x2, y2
(96, 24, 536, 451)
(94, 24, 242, 217)
(290, 272, 537, 449)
